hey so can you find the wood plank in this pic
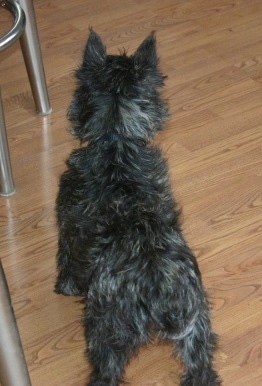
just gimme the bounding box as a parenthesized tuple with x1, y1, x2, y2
(1, 0, 262, 385)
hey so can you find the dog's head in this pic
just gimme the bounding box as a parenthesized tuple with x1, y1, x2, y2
(68, 29, 168, 143)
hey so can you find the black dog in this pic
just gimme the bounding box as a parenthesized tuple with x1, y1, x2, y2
(55, 30, 221, 386)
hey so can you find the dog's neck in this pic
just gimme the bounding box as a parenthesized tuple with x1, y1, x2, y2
(102, 133, 125, 143)
(92, 133, 147, 146)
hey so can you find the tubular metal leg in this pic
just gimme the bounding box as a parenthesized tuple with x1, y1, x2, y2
(18, 0, 52, 115)
(0, 260, 32, 386)
(0, 88, 15, 196)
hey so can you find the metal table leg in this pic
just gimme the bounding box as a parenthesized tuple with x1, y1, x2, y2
(0, 88, 15, 196)
(0, 260, 32, 386)
(18, 0, 52, 115)
(0, 0, 52, 195)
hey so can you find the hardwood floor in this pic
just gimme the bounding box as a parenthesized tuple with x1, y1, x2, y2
(1, 0, 261, 385)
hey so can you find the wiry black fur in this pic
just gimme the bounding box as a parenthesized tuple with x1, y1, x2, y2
(55, 30, 221, 386)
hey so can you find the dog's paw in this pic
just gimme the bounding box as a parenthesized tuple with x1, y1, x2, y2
(54, 277, 83, 296)
(87, 375, 120, 386)
(87, 381, 113, 386)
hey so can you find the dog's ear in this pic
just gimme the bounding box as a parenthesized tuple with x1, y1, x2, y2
(83, 29, 107, 67)
(133, 32, 158, 70)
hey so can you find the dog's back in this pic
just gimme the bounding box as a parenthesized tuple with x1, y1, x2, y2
(57, 136, 181, 294)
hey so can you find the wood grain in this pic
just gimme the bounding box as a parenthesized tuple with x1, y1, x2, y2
(1, 0, 262, 385)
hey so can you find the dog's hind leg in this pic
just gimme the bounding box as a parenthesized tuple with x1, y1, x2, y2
(84, 307, 148, 386)
(155, 247, 221, 385)
(164, 285, 220, 384)
(174, 301, 221, 386)
(159, 295, 220, 385)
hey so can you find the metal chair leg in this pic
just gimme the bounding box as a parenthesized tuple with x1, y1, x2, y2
(0, 88, 15, 196)
(18, 0, 52, 115)
(0, 260, 32, 386)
